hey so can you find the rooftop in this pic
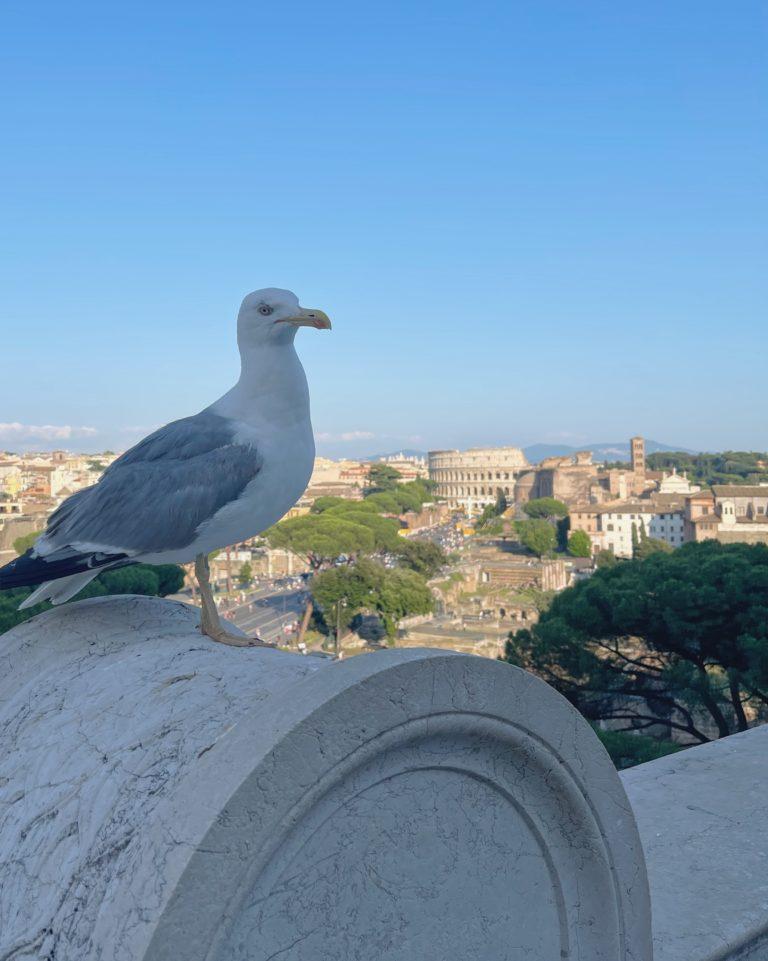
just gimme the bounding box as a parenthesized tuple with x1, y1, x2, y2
(712, 485, 768, 497)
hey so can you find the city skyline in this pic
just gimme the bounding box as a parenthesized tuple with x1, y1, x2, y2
(0, 427, 745, 461)
(2, 2, 766, 454)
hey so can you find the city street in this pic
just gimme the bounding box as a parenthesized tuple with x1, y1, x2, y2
(221, 582, 307, 644)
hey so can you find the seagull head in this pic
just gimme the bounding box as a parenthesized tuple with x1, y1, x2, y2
(237, 288, 331, 347)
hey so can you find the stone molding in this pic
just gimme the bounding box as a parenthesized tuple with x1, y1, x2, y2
(0, 596, 651, 960)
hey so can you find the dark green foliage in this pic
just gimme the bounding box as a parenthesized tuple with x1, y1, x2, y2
(153, 564, 186, 595)
(366, 464, 402, 493)
(237, 561, 253, 586)
(325, 508, 402, 551)
(505, 542, 768, 742)
(567, 529, 592, 557)
(394, 539, 446, 577)
(364, 478, 433, 514)
(98, 566, 164, 596)
(632, 520, 673, 560)
(310, 496, 352, 514)
(0, 563, 185, 635)
(0, 588, 45, 634)
(322, 500, 379, 514)
(634, 536, 673, 560)
(476, 488, 509, 530)
(594, 726, 683, 770)
(646, 450, 768, 487)
(311, 557, 434, 637)
(523, 497, 568, 520)
(515, 519, 557, 557)
(363, 491, 403, 514)
(595, 549, 618, 569)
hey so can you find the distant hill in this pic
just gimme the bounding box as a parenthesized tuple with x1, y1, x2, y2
(523, 440, 696, 464)
(358, 441, 697, 465)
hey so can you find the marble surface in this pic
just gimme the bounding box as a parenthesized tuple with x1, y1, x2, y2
(623, 726, 768, 961)
(0, 595, 652, 960)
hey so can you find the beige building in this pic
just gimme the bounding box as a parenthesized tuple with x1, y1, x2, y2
(514, 437, 656, 509)
(686, 486, 768, 546)
(515, 452, 602, 506)
(428, 447, 530, 513)
(570, 500, 686, 557)
(0, 462, 23, 498)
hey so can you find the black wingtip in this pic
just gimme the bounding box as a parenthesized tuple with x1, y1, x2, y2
(0, 548, 129, 590)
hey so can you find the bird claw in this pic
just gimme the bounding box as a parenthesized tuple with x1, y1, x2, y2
(201, 626, 276, 648)
(244, 636, 277, 649)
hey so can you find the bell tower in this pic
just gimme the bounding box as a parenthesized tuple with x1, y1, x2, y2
(631, 436, 646, 477)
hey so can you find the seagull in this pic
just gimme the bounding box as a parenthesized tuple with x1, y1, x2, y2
(0, 288, 331, 647)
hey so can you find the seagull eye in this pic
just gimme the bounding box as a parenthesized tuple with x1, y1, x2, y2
(258, 304, 274, 316)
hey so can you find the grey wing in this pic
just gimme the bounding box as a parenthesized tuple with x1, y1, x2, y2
(44, 411, 262, 554)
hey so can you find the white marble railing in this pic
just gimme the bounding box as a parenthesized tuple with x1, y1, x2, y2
(622, 725, 768, 961)
(0, 594, 762, 960)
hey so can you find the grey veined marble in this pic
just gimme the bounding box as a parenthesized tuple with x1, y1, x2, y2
(0, 595, 652, 961)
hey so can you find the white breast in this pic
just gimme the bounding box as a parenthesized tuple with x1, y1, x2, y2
(195, 417, 314, 556)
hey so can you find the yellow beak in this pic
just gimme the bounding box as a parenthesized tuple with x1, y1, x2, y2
(280, 307, 332, 330)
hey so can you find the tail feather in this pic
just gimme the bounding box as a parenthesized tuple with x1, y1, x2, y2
(19, 571, 102, 609)
(0, 547, 129, 591)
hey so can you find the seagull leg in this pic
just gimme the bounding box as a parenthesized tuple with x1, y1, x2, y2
(194, 553, 274, 648)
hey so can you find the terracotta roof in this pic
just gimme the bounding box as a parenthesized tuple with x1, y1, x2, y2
(593, 501, 684, 516)
(713, 485, 768, 498)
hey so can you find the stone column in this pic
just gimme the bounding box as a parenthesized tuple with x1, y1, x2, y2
(0, 596, 652, 961)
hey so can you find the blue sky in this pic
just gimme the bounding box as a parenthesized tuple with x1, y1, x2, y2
(1, 1, 765, 457)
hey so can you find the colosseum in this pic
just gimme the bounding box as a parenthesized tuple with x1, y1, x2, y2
(428, 446, 530, 512)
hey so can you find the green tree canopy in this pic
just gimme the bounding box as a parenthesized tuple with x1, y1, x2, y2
(320, 499, 379, 514)
(567, 529, 592, 557)
(265, 514, 375, 570)
(522, 497, 569, 520)
(237, 561, 253, 586)
(394, 539, 446, 577)
(633, 523, 673, 560)
(0, 563, 185, 635)
(515, 519, 557, 557)
(366, 463, 402, 493)
(13, 530, 41, 555)
(595, 549, 618, 569)
(153, 564, 186, 595)
(505, 541, 768, 743)
(310, 496, 354, 514)
(325, 507, 402, 552)
(646, 450, 768, 487)
(594, 726, 682, 770)
(476, 488, 508, 530)
(264, 514, 378, 643)
(476, 516, 504, 537)
(312, 557, 434, 637)
(364, 491, 403, 514)
(364, 478, 433, 514)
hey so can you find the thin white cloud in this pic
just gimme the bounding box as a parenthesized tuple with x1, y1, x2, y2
(0, 422, 98, 442)
(315, 430, 376, 443)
